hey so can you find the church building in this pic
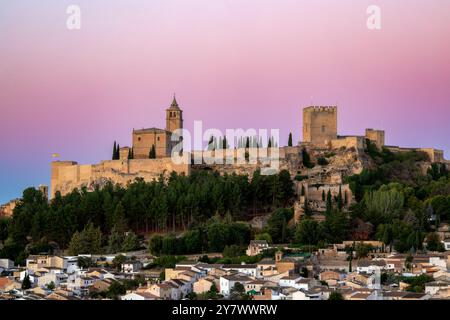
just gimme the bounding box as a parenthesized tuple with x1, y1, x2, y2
(130, 96, 183, 159)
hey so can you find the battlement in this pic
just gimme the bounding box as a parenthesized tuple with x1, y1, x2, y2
(304, 106, 337, 113)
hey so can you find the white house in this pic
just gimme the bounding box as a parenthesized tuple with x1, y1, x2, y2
(292, 289, 325, 300)
(279, 275, 302, 288)
(122, 261, 143, 274)
(219, 275, 253, 296)
(121, 292, 158, 300)
(168, 279, 191, 298)
(36, 272, 67, 288)
(424, 281, 450, 296)
(0, 259, 14, 270)
(356, 260, 389, 274)
(222, 264, 258, 278)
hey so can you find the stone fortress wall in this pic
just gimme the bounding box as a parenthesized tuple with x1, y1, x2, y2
(51, 159, 190, 197)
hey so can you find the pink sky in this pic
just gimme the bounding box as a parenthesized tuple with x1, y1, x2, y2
(1, 0, 450, 202)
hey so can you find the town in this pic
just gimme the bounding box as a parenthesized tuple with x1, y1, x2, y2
(0, 237, 449, 300)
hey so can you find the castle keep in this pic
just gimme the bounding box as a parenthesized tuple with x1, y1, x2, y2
(303, 106, 338, 147)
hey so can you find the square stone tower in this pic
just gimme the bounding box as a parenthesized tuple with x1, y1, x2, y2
(303, 106, 337, 147)
(365, 129, 385, 149)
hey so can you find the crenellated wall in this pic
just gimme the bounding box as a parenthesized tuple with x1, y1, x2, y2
(51, 158, 190, 197)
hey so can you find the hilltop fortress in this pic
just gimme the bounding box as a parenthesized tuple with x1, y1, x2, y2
(50, 99, 447, 201)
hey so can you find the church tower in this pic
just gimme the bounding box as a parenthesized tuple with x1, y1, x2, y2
(166, 94, 183, 133)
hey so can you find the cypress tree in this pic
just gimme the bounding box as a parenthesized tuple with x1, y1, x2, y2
(301, 185, 305, 196)
(149, 145, 156, 159)
(127, 148, 132, 160)
(337, 186, 343, 210)
(268, 137, 272, 148)
(245, 137, 250, 149)
(22, 274, 31, 290)
(116, 144, 120, 159)
(302, 148, 314, 168)
(322, 190, 326, 201)
(112, 141, 117, 160)
(288, 133, 293, 147)
(326, 190, 333, 214)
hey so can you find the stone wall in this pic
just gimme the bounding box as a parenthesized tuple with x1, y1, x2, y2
(386, 146, 445, 163)
(51, 158, 190, 197)
(330, 136, 365, 151)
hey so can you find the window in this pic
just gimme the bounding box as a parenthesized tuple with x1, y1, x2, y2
(138, 137, 141, 141)
(322, 125, 326, 133)
(157, 137, 160, 141)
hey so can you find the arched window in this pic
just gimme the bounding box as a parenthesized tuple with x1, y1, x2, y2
(322, 125, 326, 133)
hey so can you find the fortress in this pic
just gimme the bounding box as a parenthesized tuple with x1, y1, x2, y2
(50, 98, 447, 199)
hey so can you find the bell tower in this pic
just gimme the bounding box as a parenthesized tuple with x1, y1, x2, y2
(166, 94, 183, 133)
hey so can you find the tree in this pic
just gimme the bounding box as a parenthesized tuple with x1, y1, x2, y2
(149, 144, 156, 159)
(46, 281, 55, 290)
(288, 133, 293, 147)
(127, 148, 133, 160)
(108, 228, 124, 254)
(208, 282, 219, 299)
(22, 274, 31, 290)
(426, 232, 445, 252)
(355, 243, 373, 259)
(68, 223, 102, 255)
(255, 232, 272, 244)
(337, 186, 343, 210)
(328, 291, 344, 300)
(295, 219, 320, 245)
(112, 254, 127, 271)
(322, 190, 326, 202)
(148, 235, 163, 255)
(326, 190, 333, 214)
(112, 141, 118, 160)
(77, 256, 95, 269)
(302, 148, 314, 168)
(113, 202, 128, 234)
(107, 280, 126, 299)
(122, 232, 140, 252)
(230, 282, 249, 300)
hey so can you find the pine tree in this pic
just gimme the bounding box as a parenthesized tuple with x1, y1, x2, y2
(149, 145, 156, 159)
(288, 133, 293, 147)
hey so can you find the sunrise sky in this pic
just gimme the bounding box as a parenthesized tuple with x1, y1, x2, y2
(1, 0, 450, 202)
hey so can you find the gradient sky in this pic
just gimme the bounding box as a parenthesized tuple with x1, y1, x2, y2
(1, 0, 450, 203)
